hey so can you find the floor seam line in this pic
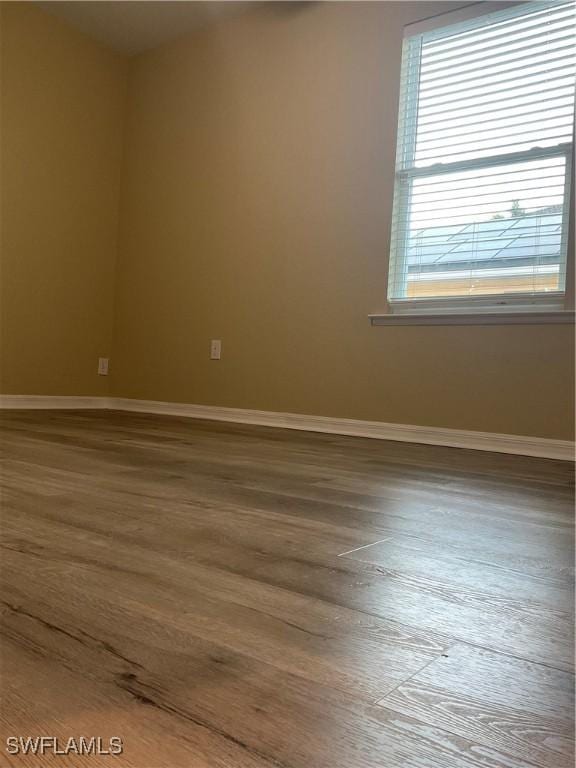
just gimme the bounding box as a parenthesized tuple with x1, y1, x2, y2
(337, 538, 391, 557)
(372, 646, 455, 706)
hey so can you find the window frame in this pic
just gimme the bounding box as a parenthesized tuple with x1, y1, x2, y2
(385, 1, 575, 318)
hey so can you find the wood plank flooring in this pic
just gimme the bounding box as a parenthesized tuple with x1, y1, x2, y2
(0, 409, 573, 767)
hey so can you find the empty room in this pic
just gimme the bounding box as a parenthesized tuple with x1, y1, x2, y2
(0, 0, 574, 766)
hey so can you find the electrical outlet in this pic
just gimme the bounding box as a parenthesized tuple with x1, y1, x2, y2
(210, 340, 221, 360)
(98, 357, 109, 376)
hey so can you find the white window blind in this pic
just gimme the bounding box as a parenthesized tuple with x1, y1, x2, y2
(388, 0, 576, 310)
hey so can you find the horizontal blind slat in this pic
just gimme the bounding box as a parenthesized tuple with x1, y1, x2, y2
(415, 103, 575, 141)
(416, 52, 576, 105)
(416, 83, 574, 120)
(415, 122, 573, 151)
(415, 139, 571, 165)
(420, 1, 574, 49)
(413, 14, 575, 66)
(418, 34, 575, 83)
(404, 93, 574, 133)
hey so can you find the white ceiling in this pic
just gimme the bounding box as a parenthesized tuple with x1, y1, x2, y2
(36, 1, 253, 56)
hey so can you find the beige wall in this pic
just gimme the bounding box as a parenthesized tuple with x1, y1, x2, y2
(0, 3, 126, 395)
(113, 1, 574, 440)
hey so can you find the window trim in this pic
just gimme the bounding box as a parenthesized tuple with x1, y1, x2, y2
(368, 309, 575, 326)
(382, 0, 575, 320)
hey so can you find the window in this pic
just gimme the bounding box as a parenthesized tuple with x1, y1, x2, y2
(387, 0, 576, 315)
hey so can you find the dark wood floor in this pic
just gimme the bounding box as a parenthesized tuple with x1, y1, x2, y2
(0, 409, 574, 767)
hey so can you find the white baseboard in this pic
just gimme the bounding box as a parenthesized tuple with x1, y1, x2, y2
(111, 397, 574, 461)
(0, 395, 110, 410)
(1, 394, 573, 460)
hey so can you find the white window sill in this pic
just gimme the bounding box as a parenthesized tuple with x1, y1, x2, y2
(369, 310, 575, 326)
